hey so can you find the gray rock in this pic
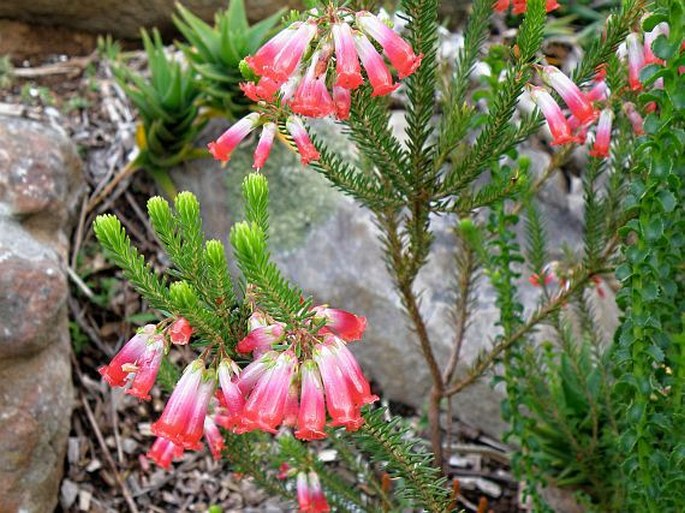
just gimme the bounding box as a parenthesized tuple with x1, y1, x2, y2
(0, 115, 82, 512)
(171, 116, 615, 439)
(0, 0, 302, 40)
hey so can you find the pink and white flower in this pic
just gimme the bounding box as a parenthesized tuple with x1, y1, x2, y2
(237, 350, 297, 434)
(290, 50, 336, 118)
(529, 86, 579, 146)
(332, 23, 364, 89)
(217, 358, 245, 428)
(146, 437, 183, 469)
(295, 361, 327, 440)
(541, 66, 597, 125)
(286, 116, 320, 165)
(203, 416, 225, 460)
(126, 333, 165, 401)
(99, 324, 156, 387)
(354, 34, 399, 97)
(356, 12, 423, 79)
(247, 22, 318, 83)
(208, 113, 261, 163)
(313, 343, 364, 431)
(589, 108, 613, 158)
(313, 306, 367, 342)
(253, 122, 277, 170)
(332, 86, 352, 120)
(626, 32, 645, 91)
(151, 360, 216, 449)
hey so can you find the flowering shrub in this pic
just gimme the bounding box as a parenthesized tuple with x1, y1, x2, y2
(94, 0, 684, 510)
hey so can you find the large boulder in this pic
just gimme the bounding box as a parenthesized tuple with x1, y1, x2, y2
(0, 0, 301, 40)
(171, 118, 617, 438)
(0, 116, 83, 512)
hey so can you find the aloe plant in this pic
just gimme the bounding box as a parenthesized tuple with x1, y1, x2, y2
(107, 29, 206, 200)
(173, 0, 283, 116)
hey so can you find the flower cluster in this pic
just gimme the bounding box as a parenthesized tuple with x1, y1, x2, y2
(529, 22, 672, 159)
(98, 318, 193, 402)
(223, 306, 376, 439)
(208, 8, 422, 170)
(98, 304, 375, 468)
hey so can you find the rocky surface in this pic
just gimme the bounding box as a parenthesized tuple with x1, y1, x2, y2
(0, 0, 302, 41)
(172, 117, 619, 440)
(0, 115, 83, 512)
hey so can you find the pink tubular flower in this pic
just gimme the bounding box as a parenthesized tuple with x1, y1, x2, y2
(253, 122, 277, 170)
(529, 86, 578, 146)
(169, 317, 193, 345)
(290, 50, 336, 118)
(238, 351, 297, 434)
(644, 23, 669, 65)
(151, 360, 216, 449)
(624, 102, 645, 136)
(332, 23, 364, 89)
(246, 23, 301, 76)
(217, 359, 245, 427)
(295, 361, 327, 441)
(589, 108, 613, 158)
(541, 66, 597, 125)
(203, 416, 224, 460)
(146, 437, 183, 469)
(356, 12, 423, 79)
(626, 32, 645, 91)
(326, 336, 378, 407)
(586, 79, 609, 102)
(286, 116, 320, 165)
(99, 324, 155, 387)
(545, 0, 560, 11)
(297, 472, 312, 512)
(235, 351, 276, 395)
(313, 344, 364, 431)
(332, 86, 351, 120)
(263, 21, 318, 83)
(237, 322, 285, 355)
(283, 379, 300, 428)
(308, 472, 331, 513)
(313, 306, 367, 342)
(126, 334, 165, 401)
(354, 34, 399, 97)
(208, 113, 260, 163)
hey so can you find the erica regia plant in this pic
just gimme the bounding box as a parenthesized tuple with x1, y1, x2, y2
(93, 0, 685, 510)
